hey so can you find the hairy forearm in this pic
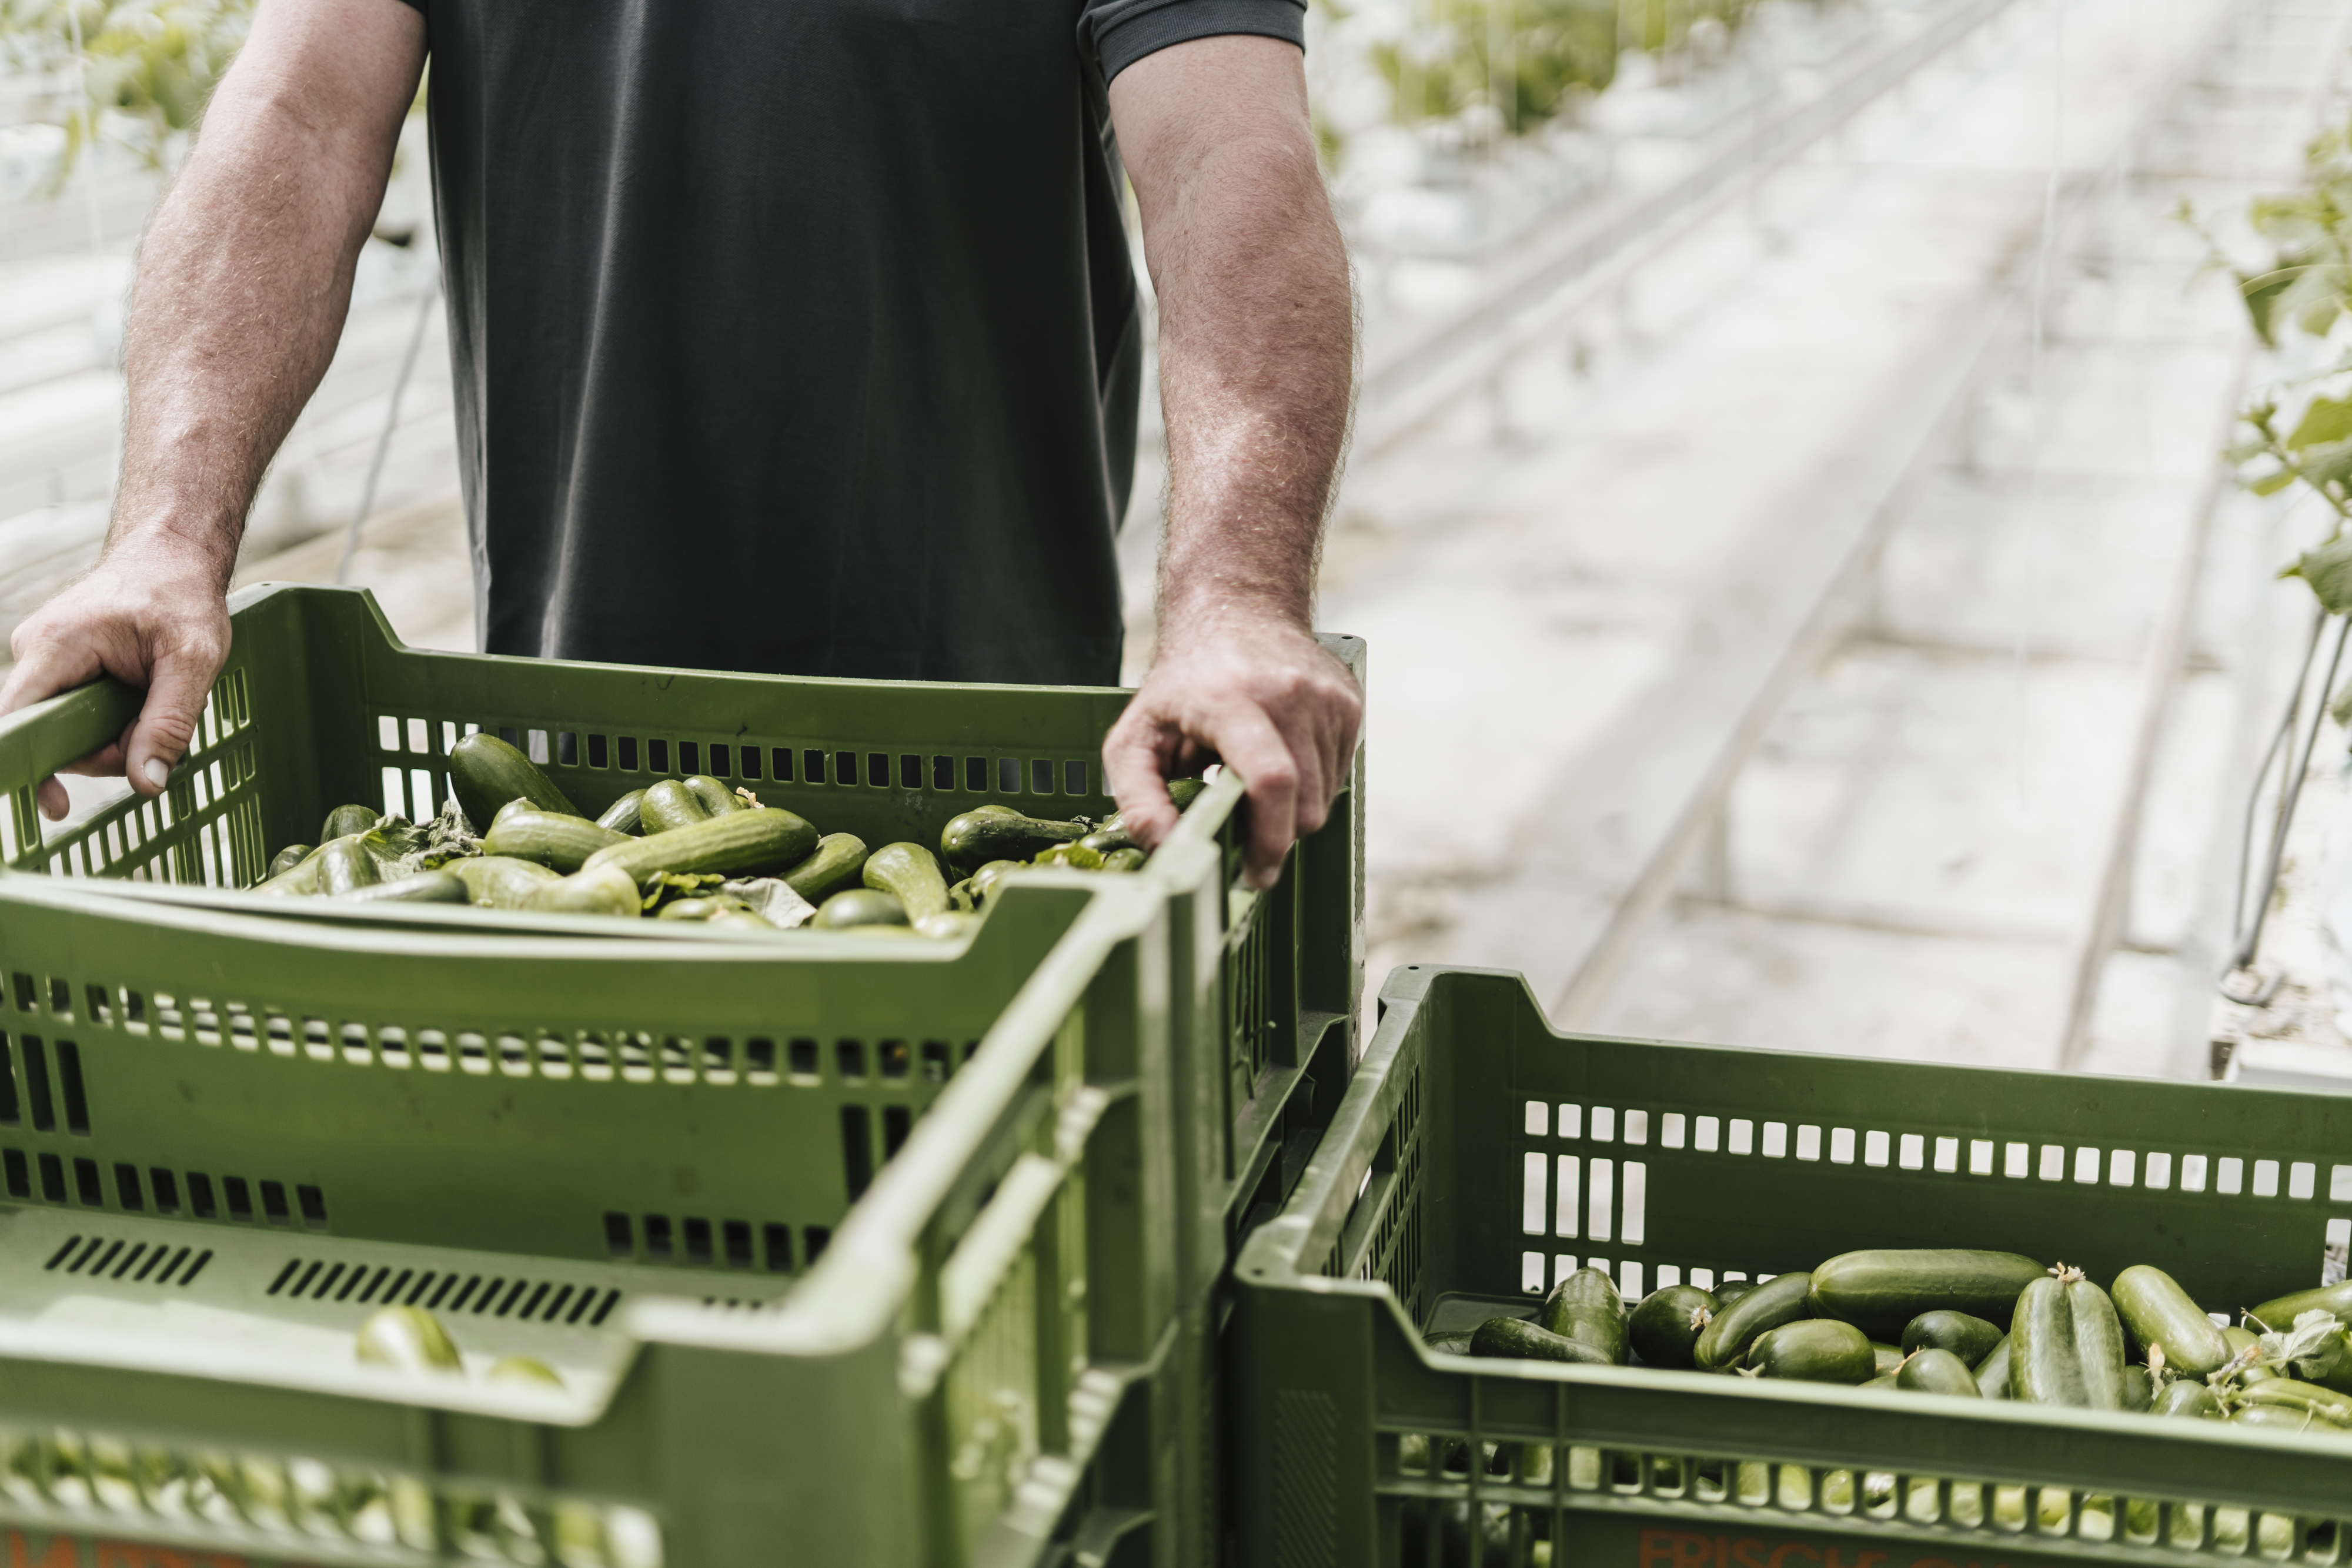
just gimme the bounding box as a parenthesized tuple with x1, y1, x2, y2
(1125, 55, 1354, 643)
(113, 39, 411, 581)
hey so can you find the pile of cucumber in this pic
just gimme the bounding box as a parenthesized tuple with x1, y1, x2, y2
(251, 733, 1192, 936)
(1445, 1249, 2352, 1438)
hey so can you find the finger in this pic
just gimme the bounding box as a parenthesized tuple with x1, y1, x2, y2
(35, 776, 68, 822)
(59, 740, 127, 778)
(1300, 681, 1364, 835)
(1101, 707, 1181, 848)
(1208, 705, 1300, 889)
(0, 637, 101, 717)
(123, 650, 219, 796)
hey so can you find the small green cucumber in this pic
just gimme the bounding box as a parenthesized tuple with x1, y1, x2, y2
(454, 856, 563, 909)
(583, 808, 820, 882)
(2230, 1403, 2352, 1435)
(1078, 827, 1133, 856)
(255, 848, 326, 896)
(1627, 1285, 1718, 1370)
(2249, 1283, 2352, 1332)
(865, 842, 950, 922)
(1694, 1272, 1812, 1371)
(450, 732, 576, 831)
(526, 864, 642, 918)
(708, 909, 778, 932)
(1896, 1348, 1980, 1398)
(1870, 1342, 1905, 1378)
(1748, 1320, 1873, 1384)
(2223, 1326, 2273, 1383)
(947, 878, 977, 912)
(318, 837, 380, 896)
(595, 790, 646, 834)
(341, 871, 468, 904)
(2010, 1269, 2126, 1409)
(485, 811, 632, 873)
(2153, 1379, 2223, 1419)
(1471, 1316, 1613, 1366)
(784, 833, 870, 902)
(1901, 1310, 2004, 1366)
(490, 797, 536, 833)
(2120, 1365, 2153, 1412)
(1539, 1267, 1628, 1365)
(683, 775, 741, 816)
(266, 844, 313, 880)
(2113, 1265, 2233, 1378)
(2240, 1378, 2352, 1425)
(940, 810, 1088, 874)
(1808, 1249, 2046, 1342)
(1100, 847, 1145, 871)
(915, 911, 978, 940)
(1973, 1335, 2012, 1398)
(320, 804, 379, 841)
(813, 889, 909, 929)
(970, 860, 1023, 904)
(1713, 1281, 1759, 1308)
(638, 779, 709, 834)
(1859, 1373, 1899, 1392)
(654, 897, 748, 921)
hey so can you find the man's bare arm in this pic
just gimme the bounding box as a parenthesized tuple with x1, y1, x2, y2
(0, 0, 426, 817)
(1101, 34, 1361, 888)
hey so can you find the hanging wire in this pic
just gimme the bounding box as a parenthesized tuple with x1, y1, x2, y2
(2219, 606, 2346, 1004)
(335, 269, 441, 584)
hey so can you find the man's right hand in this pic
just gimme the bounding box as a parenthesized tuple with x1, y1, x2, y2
(0, 550, 231, 820)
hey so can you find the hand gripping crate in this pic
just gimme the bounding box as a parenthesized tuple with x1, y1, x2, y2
(1232, 966, 2352, 1568)
(4, 582, 1361, 1262)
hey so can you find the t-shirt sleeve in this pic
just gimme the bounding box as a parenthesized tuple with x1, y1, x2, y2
(1079, 0, 1307, 85)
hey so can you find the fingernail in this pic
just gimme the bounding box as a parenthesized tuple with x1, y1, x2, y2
(142, 758, 170, 789)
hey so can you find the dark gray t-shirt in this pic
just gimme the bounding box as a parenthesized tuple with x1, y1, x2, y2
(393, 0, 1304, 684)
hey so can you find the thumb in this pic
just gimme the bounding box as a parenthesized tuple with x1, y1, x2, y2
(123, 650, 216, 796)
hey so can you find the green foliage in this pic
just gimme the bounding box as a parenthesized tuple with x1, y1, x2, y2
(1371, 0, 1761, 133)
(0, 0, 254, 179)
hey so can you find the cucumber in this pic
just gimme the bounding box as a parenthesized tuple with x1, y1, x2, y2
(915, 912, 977, 941)
(2153, 1379, 2223, 1419)
(865, 842, 950, 922)
(947, 878, 977, 912)
(1078, 827, 1133, 856)
(1896, 1348, 1980, 1398)
(940, 810, 1087, 874)
(2223, 1326, 2272, 1383)
(1712, 1281, 1759, 1308)
(684, 776, 741, 816)
(1808, 1249, 2046, 1341)
(1627, 1285, 1717, 1370)
(454, 856, 563, 909)
(485, 810, 632, 873)
(1973, 1335, 2011, 1398)
(2290, 1328, 2352, 1393)
(342, 871, 468, 904)
(256, 848, 326, 896)
(1101, 848, 1146, 872)
(2010, 1268, 2126, 1409)
(266, 844, 313, 880)
(1748, 1320, 1873, 1383)
(490, 797, 536, 833)
(526, 864, 642, 918)
(2120, 1365, 2153, 1412)
(970, 860, 1023, 904)
(2239, 1378, 2352, 1425)
(654, 897, 748, 921)
(971, 804, 1023, 818)
(2113, 1265, 2233, 1378)
(1538, 1267, 1628, 1365)
(1869, 1342, 1905, 1376)
(1471, 1316, 1613, 1366)
(583, 808, 820, 882)
(2230, 1403, 2351, 1435)
(709, 909, 778, 932)
(320, 804, 379, 841)
(1694, 1272, 1812, 1371)
(2249, 1283, 2352, 1331)
(783, 833, 870, 902)
(813, 889, 908, 929)
(488, 1356, 564, 1389)
(595, 790, 646, 834)
(639, 779, 710, 834)
(356, 1306, 460, 1373)
(318, 837, 380, 895)
(450, 732, 576, 830)
(1035, 842, 1105, 870)
(1859, 1373, 1899, 1391)
(1900, 1310, 2003, 1366)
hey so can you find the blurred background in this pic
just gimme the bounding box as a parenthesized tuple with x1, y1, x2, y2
(6, 0, 2352, 1086)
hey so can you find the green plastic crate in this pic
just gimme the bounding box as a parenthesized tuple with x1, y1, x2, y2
(2, 582, 1361, 1238)
(1233, 966, 2352, 1568)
